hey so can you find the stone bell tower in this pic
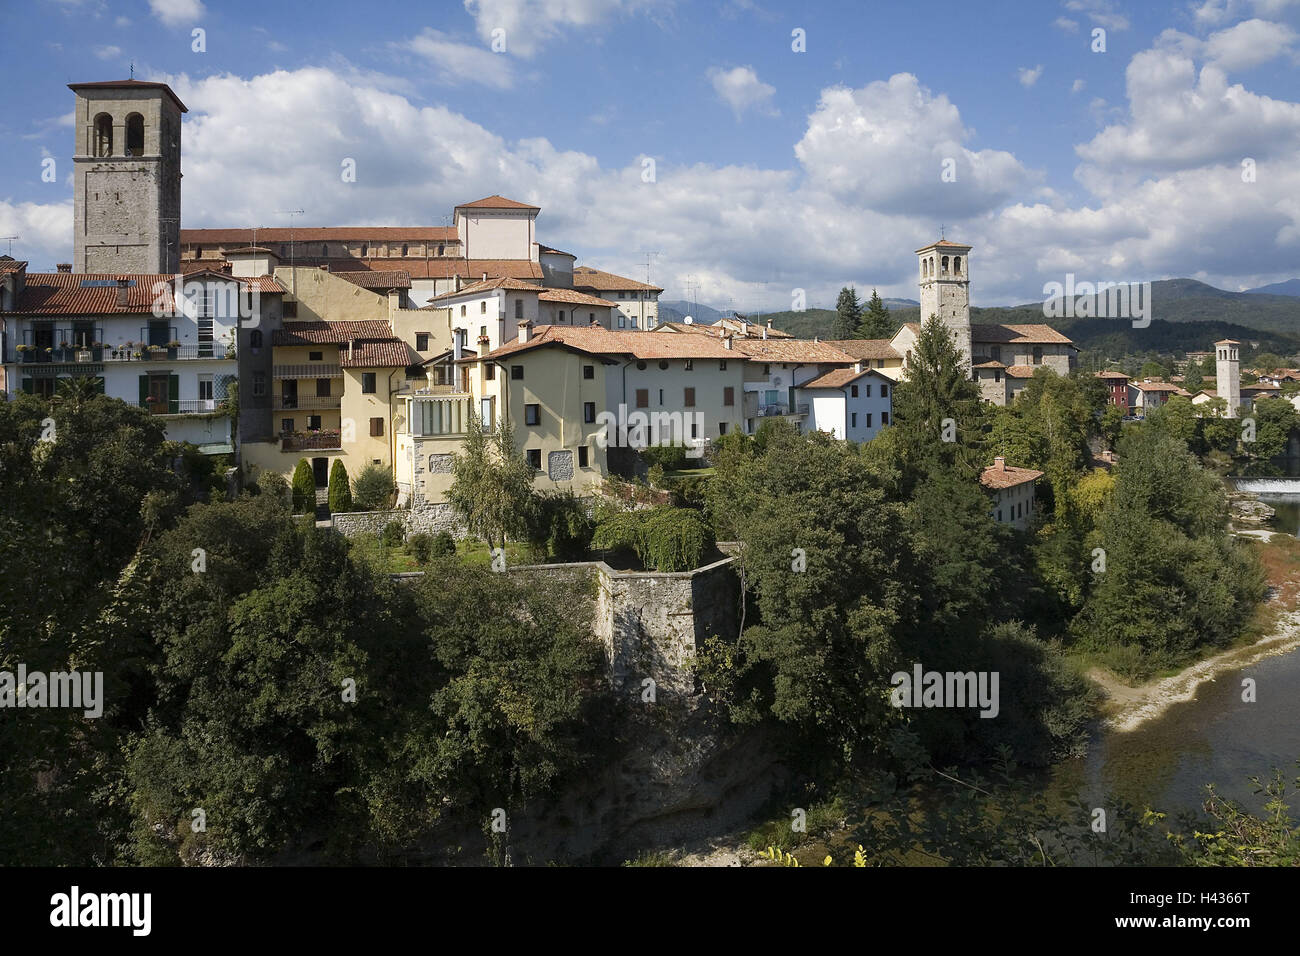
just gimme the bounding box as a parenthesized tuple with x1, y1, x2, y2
(70, 79, 186, 274)
(1215, 338, 1241, 419)
(916, 238, 972, 368)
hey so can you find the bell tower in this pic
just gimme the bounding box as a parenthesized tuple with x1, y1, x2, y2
(1215, 339, 1241, 418)
(916, 238, 972, 368)
(70, 79, 186, 274)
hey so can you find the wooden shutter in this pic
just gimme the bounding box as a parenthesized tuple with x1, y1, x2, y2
(370, 417, 383, 437)
(168, 374, 179, 414)
(139, 375, 149, 407)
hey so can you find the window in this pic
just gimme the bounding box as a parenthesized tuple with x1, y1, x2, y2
(636, 361, 647, 371)
(309, 350, 323, 361)
(763, 364, 771, 376)
(684, 359, 693, 371)
(485, 364, 495, 380)
(583, 365, 594, 380)
(481, 300, 488, 314)
(658, 360, 669, 371)
(416, 333, 429, 351)
(307, 415, 322, 430)
(997, 510, 1002, 522)
(1033, 346, 1043, 364)
(851, 413, 857, 427)
(618, 315, 625, 329)
(250, 330, 263, 348)
(401, 244, 409, 256)
(881, 411, 890, 425)
(124, 113, 144, 156)
(316, 378, 331, 397)
(92, 113, 113, 156)
(480, 325, 487, 340)
(865, 413, 873, 427)
(438, 244, 445, 256)
(578, 445, 589, 467)
(461, 305, 467, 317)
(321, 244, 328, 257)
(559, 310, 566, 323)
(719, 422, 728, 435)
(514, 299, 523, 319)
(253, 372, 267, 397)
(198, 375, 214, 401)
(589, 312, 595, 325)
(281, 418, 294, 434)
(723, 386, 734, 406)
(618, 291, 626, 299)
(370, 417, 384, 437)
(994, 370, 1002, 383)
(990, 346, 1001, 362)
(584, 402, 595, 423)
(527, 449, 541, 470)
(511, 365, 524, 380)
(525, 404, 540, 426)
(684, 387, 695, 407)
(690, 422, 698, 438)
(635, 389, 649, 409)
(880, 384, 888, 398)
(658, 389, 664, 405)
(362, 373, 376, 393)
(719, 360, 727, 370)
(851, 385, 859, 398)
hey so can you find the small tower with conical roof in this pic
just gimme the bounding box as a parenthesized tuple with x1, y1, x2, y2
(1215, 339, 1241, 418)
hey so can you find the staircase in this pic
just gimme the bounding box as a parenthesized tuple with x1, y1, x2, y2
(314, 488, 330, 522)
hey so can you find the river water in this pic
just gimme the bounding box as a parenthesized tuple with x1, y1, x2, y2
(1050, 494, 1300, 820)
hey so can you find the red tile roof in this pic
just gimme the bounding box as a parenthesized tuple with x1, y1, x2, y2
(972, 324, 1074, 345)
(1096, 371, 1130, 379)
(537, 288, 617, 308)
(915, 238, 972, 252)
(1005, 365, 1042, 378)
(729, 337, 857, 364)
(800, 367, 887, 389)
(333, 270, 411, 290)
(340, 340, 421, 368)
(825, 339, 901, 360)
(572, 266, 663, 293)
(469, 325, 740, 363)
(69, 79, 188, 112)
(180, 226, 458, 243)
(536, 243, 575, 257)
(980, 462, 1044, 490)
(272, 321, 394, 345)
(431, 277, 544, 301)
(11, 272, 283, 314)
(0, 260, 28, 275)
(455, 195, 540, 211)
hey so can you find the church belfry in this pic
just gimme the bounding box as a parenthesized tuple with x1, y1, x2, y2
(916, 238, 972, 369)
(70, 79, 186, 274)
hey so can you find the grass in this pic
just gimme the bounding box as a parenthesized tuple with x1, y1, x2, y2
(664, 466, 716, 478)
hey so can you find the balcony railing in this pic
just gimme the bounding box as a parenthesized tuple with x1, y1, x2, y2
(274, 394, 342, 410)
(758, 403, 809, 417)
(12, 345, 235, 363)
(140, 399, 224, 416)
(282, 431, 342, 451)
(273, 364, 341, 379)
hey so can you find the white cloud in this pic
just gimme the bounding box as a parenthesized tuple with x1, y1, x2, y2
(94, 45, 122, 61)
(1204, 18, 1297, 71)
(115, 16, 131, 27)
(462, 0, 668, 57)
(1064, 0, 1130, 30)
(1054, 16, 1080, 31)
(147, 0, 205, 28)
(400, 29, 517, 89)
(707, 66, 777, 118)
(1195, 0, 1300, 26)
(1018, 65, 1044, 87)
(1072, 78, 1087, 93)
(0, 200, 75, 271)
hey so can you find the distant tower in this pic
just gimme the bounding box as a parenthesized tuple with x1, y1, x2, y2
(1215, 339, 1241, 418)
(916, 238, 972, 368)
(70, 79, 187, 274)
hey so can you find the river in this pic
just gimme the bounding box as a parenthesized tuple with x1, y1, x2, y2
(1050, 494, 1300, 820)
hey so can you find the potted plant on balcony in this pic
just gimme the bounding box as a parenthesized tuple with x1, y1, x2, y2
(166, 340, 181, 359)
(147, 345, 164, 361)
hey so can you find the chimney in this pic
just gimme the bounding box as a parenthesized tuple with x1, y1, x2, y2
(855, 361, 863, 373)
(994, 456, 1006, 472)
(766, 318, 773, 329)
(762, 326, 768, 340)
(388, 288, 401, 316)
(482, 273, 488, 282)
(453, 328, 464, 361)
(56, 263, 71, 273)
(349, 339, 356, 361)
(518, 320, 532, 343)
(115, 278, 130, 308)
(723, 334, 733, 350)
(589, 315, 601, 328)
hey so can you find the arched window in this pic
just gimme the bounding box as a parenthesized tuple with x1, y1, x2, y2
(1033, 346, 1043, 364)
(401, 243, 409, 256)
(321, 244, 328, 257)
(361, 242, 369, 256)
(250, 330, 263, 348)
(942, 256, 949, 275)
(92, 113, 113, 157)
(195, 245, 203, 257)
(438, 244, 445, 256)
(953, 256, 962, 275)
(125, 113, 144, 156)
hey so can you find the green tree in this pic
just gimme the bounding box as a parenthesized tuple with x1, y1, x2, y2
(352, 462, 396, 511)
(1244, 396, 1300, 461)
(291, 458, 316, 513)
(832, 286, 861, 339)
(856, 288, 893, 339)
(447, 415, 536, 550)
(328, 458, 353, 513)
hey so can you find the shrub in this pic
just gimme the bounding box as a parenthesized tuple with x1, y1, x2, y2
(642, 444, 688, 471)
(327, 459, 352, 513)
(408, 532, 433, 565)
(255, 470, 292, 511)
(290, 459, 315, 514)
(527, 490, 594, 560)
(352, 462, 396, 511)
(380, 520, 405, 548)
(647, 463, 666, 489)
(432, 530, 457, 557)
(591, 507, 713, 572)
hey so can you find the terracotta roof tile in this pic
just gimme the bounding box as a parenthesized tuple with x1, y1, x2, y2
(11, 272, 282, 314)
(0, 260, 28, 275)
(469, 325, 740, 363)
(340, 340, 421, 368)
(572, 266, 663, 293)
(181, 226, 458, 243)
(69, 79, 187, 112)
(825, 339, 901, 360)
(979, 462, 1044, 490)
(1096, 371, 1130, 379)
(729, 338, 857, 364)
(537, 288, 617, 308)
(972, 324, 1074, 345)
(333, 270, 411, 290)
(431, 277, 543, 301)
(1005, 365, 1040, 378)
(455, 195, 540, 210)
(272, 321, 394, 345)
(800, 367, 888, 389)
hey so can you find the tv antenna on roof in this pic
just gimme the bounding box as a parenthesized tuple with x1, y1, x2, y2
(275, 209, 305, 292)
(129, 61, 135, 80)
(0, 236, 19, 256)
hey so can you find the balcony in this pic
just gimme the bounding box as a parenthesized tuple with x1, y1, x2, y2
(141, 399, 225, 416)
(273, 394, 342, 411)
(759, 403, 809, 417)
(273, 364, 342, 379)
(282, 431, 342, 452)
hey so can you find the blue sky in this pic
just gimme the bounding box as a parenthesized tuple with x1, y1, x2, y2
(3, 0, 1299, 311)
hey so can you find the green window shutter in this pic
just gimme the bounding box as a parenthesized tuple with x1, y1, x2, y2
(139, 375, 149, 407)
(168, 374, 179, 414)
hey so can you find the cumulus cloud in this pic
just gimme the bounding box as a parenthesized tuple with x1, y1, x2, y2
(1072, 78, 1087, 93)
(94, 45, 122, 61)
(400, 29, 517, 89)
(707, 66, 777, 117)
(462, 0, 667, 57)
(1204, 18, 1297, 70)
(148, 0, 205, 27)
(1017, 65, 1044, 87)
(1064, 0, 1130, 31)
(1054, 16, 1080, 31)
